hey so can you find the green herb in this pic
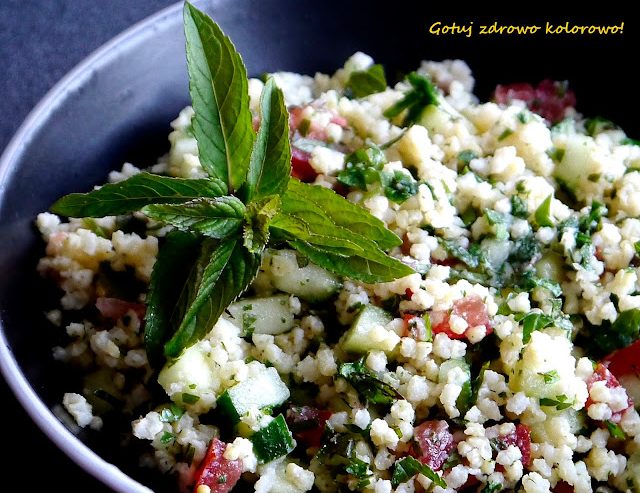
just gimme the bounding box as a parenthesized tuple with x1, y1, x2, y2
(510, 195, 528, 219)
(521, 312, 554, 343)
(442, 451, 462, 470)
(578, 201, 607, 236)
(336, 146, 418, 204)
(547, 147, 565, 162)
(346, 64, 387, 98)
(391, 456, 446, 488)
(585, 117, 617, 136)
(142, 196, 246, 238)
(605, 420, 626, 439)
(337, 358, 403, 405)
(159, 404, 185, 423)
(520, 270, 562, 297)
(183, 2, 254, 191)
(485, 210, 507, 225)
(182, 392, 200, 405)
(534, 194, 554, 227)
(345, 456, 372, 486)
(538, 370, 560, 384)
(160, 431, 175, 445)
(457, 150, 478, 166)
(498, 128, 513, 141)
(383, 72, 440, 126)
(51, 3, 413, 360)
(383, 171, 419, 203)
(517, 111, 533, 124)
(509, 233, 539, 263)
(539, 394, 574, 411)
(217, 474, 227, 484)
(622, 137, 640, 146)
(460, 207, 478, 227)
(441, 239, 484, 269)
(82, 218, 108, 238)
(635, 241, 640, 256)
(481, 482, 503, 493)
(592, 308, 640, 355)
(423, 313, 433, 342)
(50, 173, 228, 217)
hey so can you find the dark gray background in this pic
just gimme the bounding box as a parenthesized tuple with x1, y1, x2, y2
(0, 2, 174, 490)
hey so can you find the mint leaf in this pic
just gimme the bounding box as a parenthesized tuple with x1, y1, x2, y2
(164, 238, 260, 357)
(141, 196, 245, 238)
(521, 312, 554, 343)
(183, 2, 254, 191)
(288, 238, 413, 284)
(383, 72, 439, 126)
(243, 77, 291, 202)
(346, 64, 387, 98)
(593, 308, 640, 355)
(338, 358, 403, 405)
(50, 172, 226, 217)
(391, 456, 446, 488)
(285, 179, 401, 250)
(144, 231, 202, 365)
(243, 195, 280, 253)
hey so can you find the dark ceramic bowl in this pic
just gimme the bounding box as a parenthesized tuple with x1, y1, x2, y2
(0, 1, 635, 491)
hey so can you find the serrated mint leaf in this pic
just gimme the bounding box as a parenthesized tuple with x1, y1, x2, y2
(243, 195, 280, 253)
(346, 64, 387, 98)
(521, 312, 554, 343)
(144, 231, 202, 365)
(50, 172, 227, 217)
(164, 238, 260, 358)
(141, 196, 245, 238)
(288, 238, 414, 284)
(243, 77, 291, 202)
(183, 2, 254, 191)
(285, 179, 401, 250)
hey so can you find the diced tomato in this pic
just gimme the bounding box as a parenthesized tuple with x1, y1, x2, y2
(604, 340, 640, 379)
(493, 80, 576, 123)
(285, 406, 331, 448)
(498, 424, 531, 467)
(193, 438, 242, 493)
(95, 297, 145, 320)
(412, 420, 455, 471)
(552, 481, 575, 493)
(291, 147, 318, 182)
(402, 313, 429, 341)
(430, 295, 492, 341)
(586, 363, 633, 423)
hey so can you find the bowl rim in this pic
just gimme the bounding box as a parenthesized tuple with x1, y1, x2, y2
(0, 1, 190, 491)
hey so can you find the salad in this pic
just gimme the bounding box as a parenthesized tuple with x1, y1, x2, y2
(36, 3, 640, 492)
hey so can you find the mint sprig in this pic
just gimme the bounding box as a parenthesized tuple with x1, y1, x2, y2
(49, 2, 414, 360)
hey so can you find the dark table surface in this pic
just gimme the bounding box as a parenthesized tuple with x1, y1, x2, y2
(0, 2, 174, 490)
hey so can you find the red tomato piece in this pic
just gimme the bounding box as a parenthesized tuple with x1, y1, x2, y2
(493, 80, 576, 123)
(193, 438, 242, 493)
(552, 481, 575, 493)
(285, 406, 332, 448)
(585, 363, 633, 423)
(95, 297, 145, 320)
(499, 424, 532, 467)
(412, 420, 455, 471)
(430, 295, 492, 341)
(290, 147, 317, 182)
(604, 340, 640, 379)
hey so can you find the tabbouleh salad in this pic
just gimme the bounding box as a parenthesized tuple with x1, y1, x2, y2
(35, 3, 640, 493)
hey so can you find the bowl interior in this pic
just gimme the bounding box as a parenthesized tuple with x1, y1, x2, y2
(0, 1, 636, 491)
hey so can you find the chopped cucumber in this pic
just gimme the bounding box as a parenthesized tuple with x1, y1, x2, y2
(267, 249, 341, 302)
(418, 105, 451, 135)
(217, 366, 290, 422)
(339, 305, 398, 354)
(535, 252, 565, 283)
(226, 295, 295, 335)
(553, 136, 597, 191)
(250, 414, 295, 463)
(481, 237, 511, 271)
(438, 359, 472, 414)
(158, 340, 220, 412)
